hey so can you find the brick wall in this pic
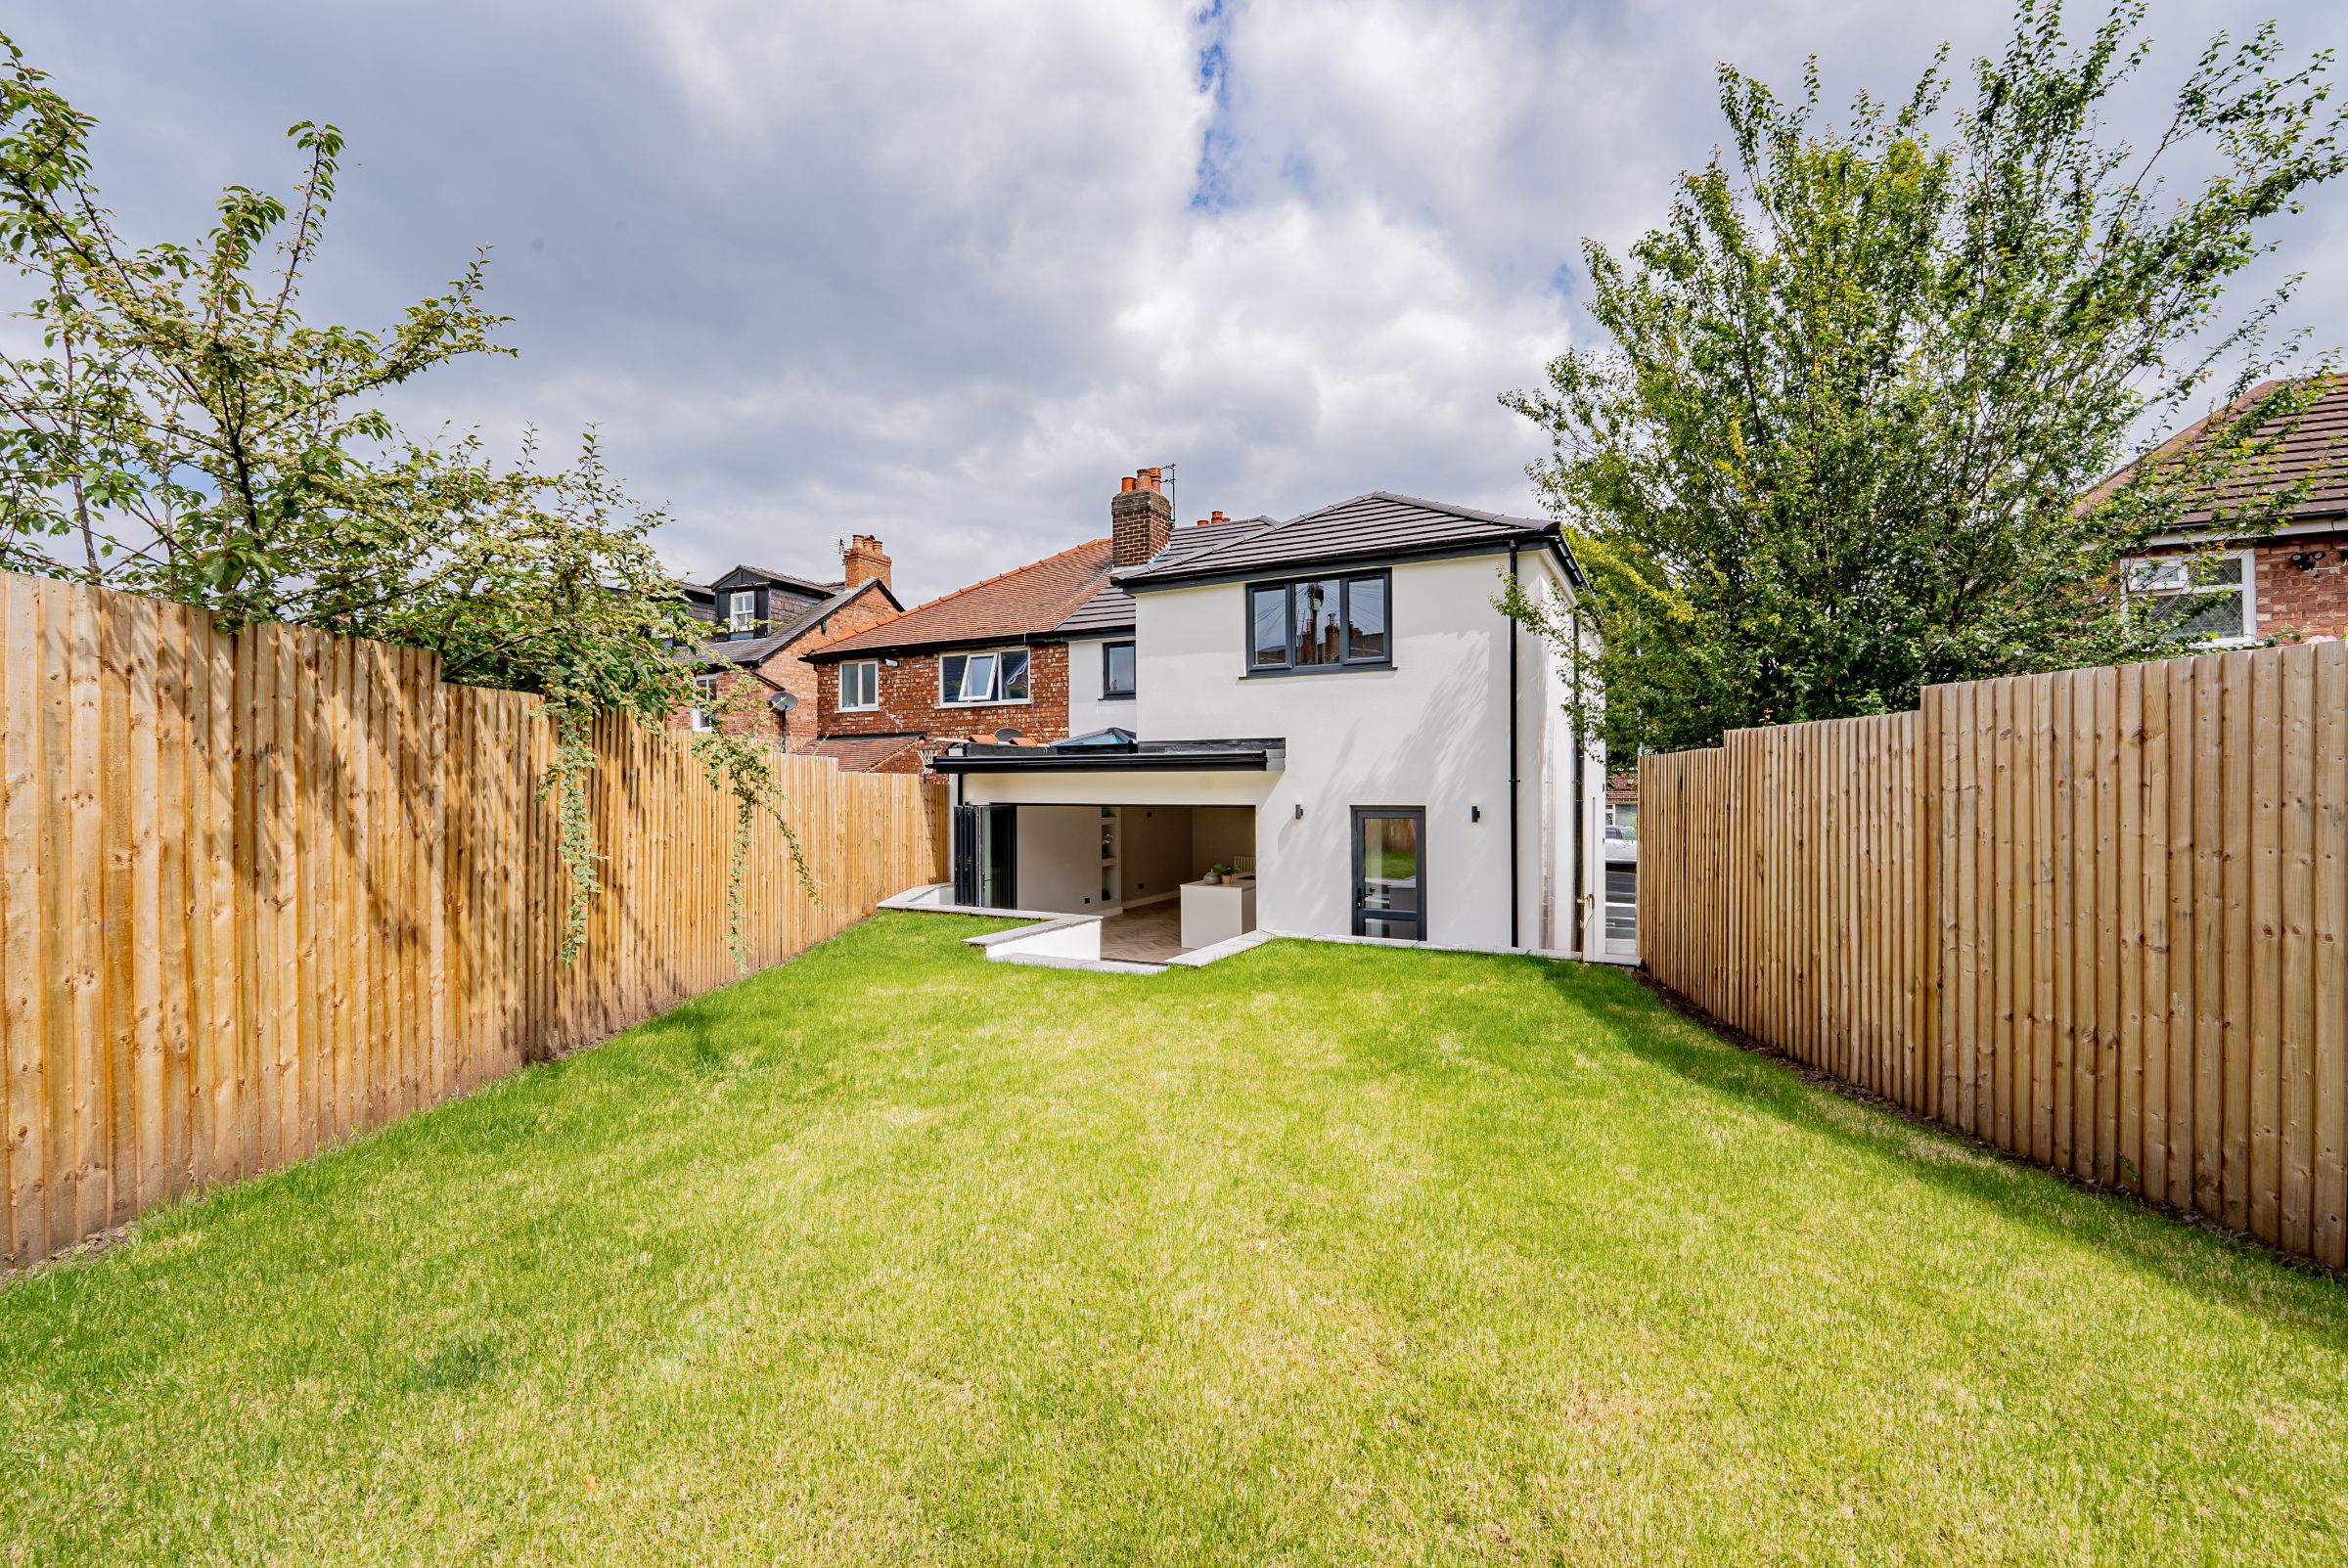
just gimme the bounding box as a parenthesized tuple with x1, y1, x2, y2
(817, 642, 1072, 762)
(664, 587, 905, 749)
(761, 589, 903, 751)
(665, 666, 785, 740)
(2251, 530, 2348, 639)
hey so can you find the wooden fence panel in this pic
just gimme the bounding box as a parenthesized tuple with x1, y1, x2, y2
(1641, 641, 2348, 1269)
(0, 574, 949, 1268)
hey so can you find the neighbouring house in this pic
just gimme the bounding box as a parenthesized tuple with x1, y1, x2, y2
(929, 490, 1611, 958)
(2095, 374, 2348, 645)
(673, 535, 903, 748)
(802, 468, 1180, 774)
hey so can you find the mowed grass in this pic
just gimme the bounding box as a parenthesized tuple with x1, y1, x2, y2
(3, 914, 2344, 1565)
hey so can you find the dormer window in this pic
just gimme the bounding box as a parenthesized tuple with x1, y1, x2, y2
(726, 590, 757, 635)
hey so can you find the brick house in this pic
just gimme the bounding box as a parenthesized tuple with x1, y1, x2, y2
(2096, 374, 2348, 644)
(802, 470, 1180, 773)
(673, 535, 903, 748)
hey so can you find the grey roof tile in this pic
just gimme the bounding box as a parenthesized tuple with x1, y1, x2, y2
(691, 579, 893, 667)
(1113, 493, 1575, 586)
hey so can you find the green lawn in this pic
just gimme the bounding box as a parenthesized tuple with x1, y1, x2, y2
(4, 914, 2344, 1565)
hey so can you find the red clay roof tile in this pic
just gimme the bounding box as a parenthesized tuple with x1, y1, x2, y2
(2085, 375, 2348, 526)
(811, 538, 1113, 658)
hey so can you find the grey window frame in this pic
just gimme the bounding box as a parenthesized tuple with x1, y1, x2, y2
(1244, 569, 1392, 676)
(1102, 640, 1137, 699)
(1349, 804, 1426, 940)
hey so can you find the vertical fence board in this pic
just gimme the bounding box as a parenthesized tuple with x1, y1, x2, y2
(1640, 640, 2344, 1269)
(0, 572, 949, 1269)
(2, 578, 46, 1259)
(2313, 641, 2346, 1270)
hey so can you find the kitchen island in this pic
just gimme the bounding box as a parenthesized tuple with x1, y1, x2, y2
(1179, 875, 1257, 951)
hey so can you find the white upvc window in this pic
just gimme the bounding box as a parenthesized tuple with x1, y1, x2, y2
(2123, 550, 2257, 647)
(726, 590, 756, 634)
(690, 673, 719, 732)
(939, 647, 1030, 706)
(838, 659, 880, 712)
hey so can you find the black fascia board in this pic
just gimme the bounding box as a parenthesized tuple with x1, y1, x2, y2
(931, 743, 1281, 776)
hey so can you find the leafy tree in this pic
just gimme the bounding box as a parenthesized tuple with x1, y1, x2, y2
(0, 32, 803, 964)
(1505, 0, 2346, 758)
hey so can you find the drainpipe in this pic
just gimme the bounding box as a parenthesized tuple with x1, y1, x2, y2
(1508, 543, 1520, 950)
(1570, 608, 1586, 958)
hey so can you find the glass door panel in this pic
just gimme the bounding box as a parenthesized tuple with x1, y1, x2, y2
(1352, 808, 1424, 940)
(978, 805, 1017, 909)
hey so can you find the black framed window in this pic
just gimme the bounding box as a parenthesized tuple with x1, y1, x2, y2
(1245, 571, 1391, 674)
(1103, 641, 1136, 698)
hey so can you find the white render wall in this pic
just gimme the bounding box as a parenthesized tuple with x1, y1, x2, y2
(965, 549, 1601, 953)
(1132, 551, 1584, 951)
(1062, 634, 1137, 739)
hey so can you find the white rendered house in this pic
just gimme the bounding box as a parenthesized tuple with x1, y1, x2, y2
(934, 491, 1609, 958)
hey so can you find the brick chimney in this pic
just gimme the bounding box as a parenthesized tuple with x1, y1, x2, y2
(1111, 468, 1174, 567)
(842, 533, 891, 591)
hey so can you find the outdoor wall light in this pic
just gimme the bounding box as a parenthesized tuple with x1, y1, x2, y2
(1293, 803, 1304, 820)
(1471, 805, 1482, 823)
(2289, 550, 2326, 570)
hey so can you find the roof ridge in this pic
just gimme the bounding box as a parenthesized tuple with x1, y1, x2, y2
(1358, 490, 1553, 529)
(1115, 510, 1286, 580)
(769, 577, 891, 645)
(811, 535, 1115, 656)
(890, 535, 1111, 617)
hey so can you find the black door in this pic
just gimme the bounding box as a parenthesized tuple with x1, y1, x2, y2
(952, 804, 979, 904)
(1351, 807, 1425, 940)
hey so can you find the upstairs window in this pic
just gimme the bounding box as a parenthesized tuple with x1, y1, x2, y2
(690, 673, 719, 732)
(1247, 571, 1391, 673)
(940, 647, 1030, 705)
(2124, 552, 2255, 646)
(726, 590, 757, 635)
(838, 659, 880, 711)
(1103, 641, 1136, 698)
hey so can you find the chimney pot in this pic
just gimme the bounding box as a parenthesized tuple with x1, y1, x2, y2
(842, 533, 892, 592)
(1109, 467, 1176, 566)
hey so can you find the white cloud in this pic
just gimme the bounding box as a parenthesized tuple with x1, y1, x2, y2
(8, 0, 2346, 600)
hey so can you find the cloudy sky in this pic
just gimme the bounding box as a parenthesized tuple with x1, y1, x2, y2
(14, 0, 2346, 603)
